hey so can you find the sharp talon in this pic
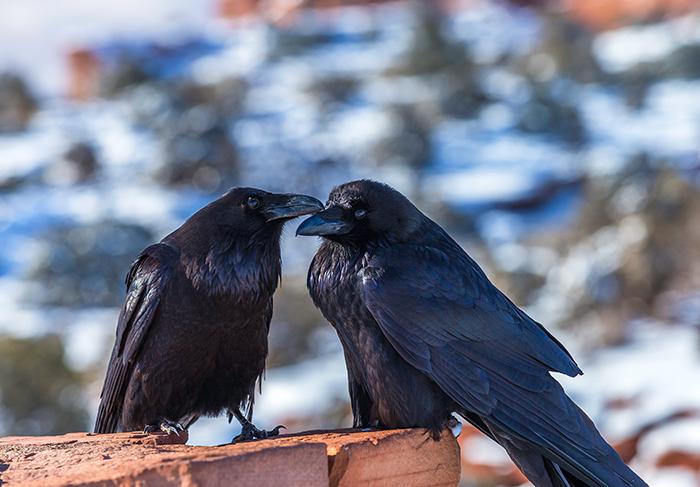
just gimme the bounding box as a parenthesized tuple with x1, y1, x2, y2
(150, 419, 185, 436)
(144, 419, 185, 436)
(270, 425, 286, 436)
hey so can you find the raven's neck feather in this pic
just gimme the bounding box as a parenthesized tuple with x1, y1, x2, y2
(182, 231, 282, 300)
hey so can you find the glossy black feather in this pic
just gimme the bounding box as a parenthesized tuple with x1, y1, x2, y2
(303, 180, 647, 487)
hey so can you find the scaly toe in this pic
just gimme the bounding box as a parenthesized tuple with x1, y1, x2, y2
(231, 432, 253, 444)
(231, 425, 255, 444)
(268, 425, 286, 437)
(161, 425, 179, 436)
(159, 420, 184, 436)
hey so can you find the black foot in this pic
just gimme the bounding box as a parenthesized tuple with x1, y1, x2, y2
(231, 423, 285, 444)
(143, 419, 185, 436)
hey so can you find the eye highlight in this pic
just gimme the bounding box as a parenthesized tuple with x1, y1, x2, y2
(354, 208, 367, 220)
(247, 196, 261, 210)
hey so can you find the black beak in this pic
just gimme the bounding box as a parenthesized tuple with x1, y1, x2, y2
(296, 206, 354, 236)
(264, 194, 324, 222)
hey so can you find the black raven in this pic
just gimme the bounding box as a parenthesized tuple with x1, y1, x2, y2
(297, 180, 646, 487)
(95, 188, 323, 441)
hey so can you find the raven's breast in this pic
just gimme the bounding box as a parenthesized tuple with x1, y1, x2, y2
(309, 246, 452, 430)
(194, 298, 271, 416)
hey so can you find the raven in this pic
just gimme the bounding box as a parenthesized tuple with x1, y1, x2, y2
(95, 188, 323, 441)
(297, 180, 646, 487)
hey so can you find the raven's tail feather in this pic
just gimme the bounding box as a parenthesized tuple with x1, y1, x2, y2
(505, 437, 580, 487)
(493, 430, 630, 487)
(458, 405, 646, 487)
(544, 458, 577, 487)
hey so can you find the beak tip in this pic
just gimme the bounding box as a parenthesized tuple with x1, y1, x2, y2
(295, 215, 318, 236)
(265, 195, 324, 221)
(295, 210, 352, 237)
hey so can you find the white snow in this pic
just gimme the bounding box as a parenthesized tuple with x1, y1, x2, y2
(62, 309, 119, 370)
(449, 0, 542, 63)
(187, 347, 349, 446)
(638, 417, 700, 460)
(0, 0, 218, 96)
(594, 13, 700, 73)
(637, 467, 698, 487)
(254, 349, 348, 421)
(560, 323, 700, 441)
(460, 433, 513, 466)
(431, 167, 554, 207)
(531, 215, 650, 326)
(581, 82, 700, 160)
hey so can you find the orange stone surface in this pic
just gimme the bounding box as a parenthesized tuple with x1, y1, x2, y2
(0, 428, 460, 487)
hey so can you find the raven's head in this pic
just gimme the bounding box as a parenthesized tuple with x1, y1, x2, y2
(296, 180, 422, 244)
(217, 187, 324, 229)
(182, 187, 324, 243)
(174, 188, 323, 295)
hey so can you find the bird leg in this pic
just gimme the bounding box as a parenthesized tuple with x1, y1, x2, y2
(143, 418, 185, 436)
(230, 409, 285, 443)
(423, 415, 463, 443)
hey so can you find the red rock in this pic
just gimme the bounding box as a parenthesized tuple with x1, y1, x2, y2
(613, 409, 699, 463)
(657, 450, 700, 471)
(563, 0, 699, 30)
(322, 428, 460, 487)
(67, 48, 100, 101)
(0, 428, 460, 487)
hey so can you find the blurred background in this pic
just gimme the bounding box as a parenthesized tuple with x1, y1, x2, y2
(0, 0, 699, 485)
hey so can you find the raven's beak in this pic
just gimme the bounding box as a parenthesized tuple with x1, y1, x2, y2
(296, 206, 353, 236)
(264, 194, 324, 222)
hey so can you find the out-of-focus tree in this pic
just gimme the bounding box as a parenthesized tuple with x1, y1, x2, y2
(25, 222, 154, 308)
(0, 73, 38, 133)
(0, 335, 89, 435)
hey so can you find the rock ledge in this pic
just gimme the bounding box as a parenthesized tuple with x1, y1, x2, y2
(0, 428, 460, 487)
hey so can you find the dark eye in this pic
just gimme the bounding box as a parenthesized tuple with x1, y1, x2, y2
(354, 208, 367, 220)
(247, 196, 261, 210)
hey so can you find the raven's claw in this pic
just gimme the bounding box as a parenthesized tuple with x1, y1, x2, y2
(231, 424, 285, 444)
(144, 419, 185, 436)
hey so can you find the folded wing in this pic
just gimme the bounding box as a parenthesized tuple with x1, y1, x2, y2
(94, 243, 177, 433)
(360, 242, 643, 487)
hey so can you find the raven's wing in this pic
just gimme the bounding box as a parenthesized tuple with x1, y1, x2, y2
(94, 243, 177, 433)
(360, 243, 645, 487)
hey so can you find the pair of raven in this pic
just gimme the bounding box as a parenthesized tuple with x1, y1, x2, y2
(95, 180, 647, 487)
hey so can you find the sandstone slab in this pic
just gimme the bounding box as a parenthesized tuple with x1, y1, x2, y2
(0, 428, 460, 487)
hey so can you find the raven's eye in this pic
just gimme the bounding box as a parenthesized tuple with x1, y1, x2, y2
(247, 196, 261, 210)
(354, 208, 367, 220)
